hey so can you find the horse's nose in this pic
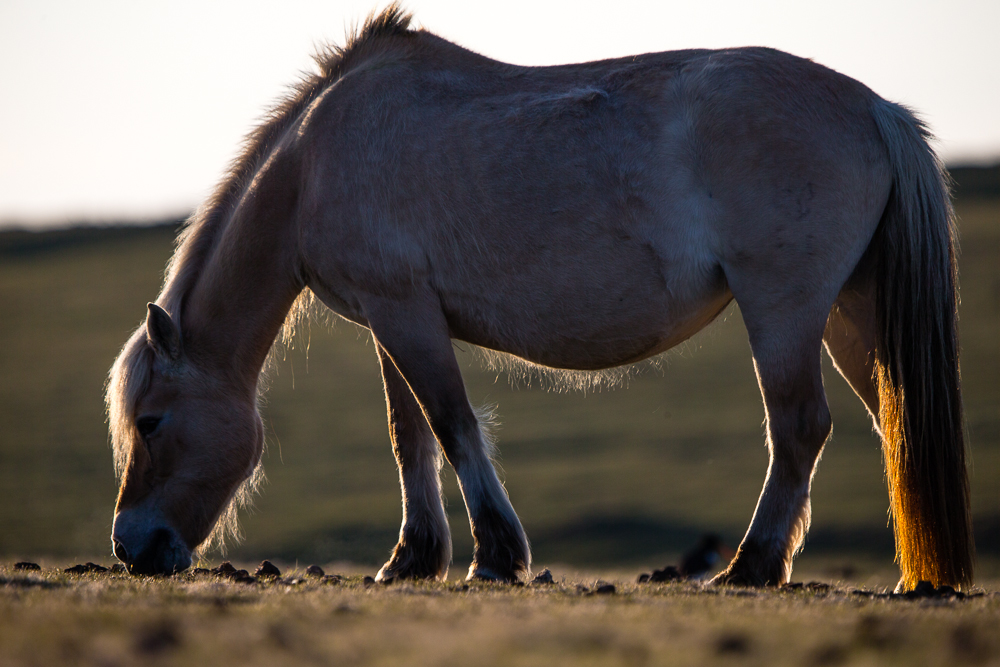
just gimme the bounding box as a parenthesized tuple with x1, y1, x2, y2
(112, 537, 130, 564)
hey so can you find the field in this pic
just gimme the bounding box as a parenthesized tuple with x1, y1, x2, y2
(0, 191, 998, 665)
(2, 562, 999, 667)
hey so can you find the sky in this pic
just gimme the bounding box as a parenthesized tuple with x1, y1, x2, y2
(1, 0, 998, 228)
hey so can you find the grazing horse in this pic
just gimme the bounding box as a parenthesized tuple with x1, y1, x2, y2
(107, 6, 973, 590)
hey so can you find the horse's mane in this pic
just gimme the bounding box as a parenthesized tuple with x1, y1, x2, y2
(106, 4, 416, 554)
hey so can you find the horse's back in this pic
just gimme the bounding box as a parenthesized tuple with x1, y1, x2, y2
(295, 39, 891, 368)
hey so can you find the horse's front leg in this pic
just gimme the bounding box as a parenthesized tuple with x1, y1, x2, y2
(375, 343, 452, 582)
(363, 293, 531, 583)
(712, 316, 832, 586)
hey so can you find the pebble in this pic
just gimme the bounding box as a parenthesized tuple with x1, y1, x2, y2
(531, 569, 554, 585)
(212, 562, 237, 576)
(64, 562, 108, 574)
(306, 565, 325, 577)
(255, 560, 282, 578)
(639, 566, 682, 583)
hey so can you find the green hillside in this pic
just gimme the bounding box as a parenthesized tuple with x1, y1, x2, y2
(0, 199, 996, 571)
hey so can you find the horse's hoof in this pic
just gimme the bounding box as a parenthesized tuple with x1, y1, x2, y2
(466, 564, 524, 584)
(375, 557, 448, 583)
(709, 569, 768, 587)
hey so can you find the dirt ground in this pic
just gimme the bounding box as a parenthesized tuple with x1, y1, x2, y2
(2, 561, 998, 667)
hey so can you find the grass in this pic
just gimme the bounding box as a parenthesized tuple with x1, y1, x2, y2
(0, 199, 996, 577)
(2, 562, 998, 667)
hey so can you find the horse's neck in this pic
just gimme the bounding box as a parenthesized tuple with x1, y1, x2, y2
(181, 165, 303, 388)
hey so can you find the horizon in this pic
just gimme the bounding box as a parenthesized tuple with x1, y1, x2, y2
(2, 0, 999, 229)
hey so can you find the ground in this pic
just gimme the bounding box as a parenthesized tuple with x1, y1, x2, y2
(2, 562, 998, 667)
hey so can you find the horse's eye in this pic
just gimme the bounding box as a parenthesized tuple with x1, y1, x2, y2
(136, 416, 162, 438)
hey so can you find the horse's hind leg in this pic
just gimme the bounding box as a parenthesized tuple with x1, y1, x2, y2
(712, 306, 833, 586)
(823, 289, 880, 430)
(363, 294, 530, 583)
(375, 343, 452, 582)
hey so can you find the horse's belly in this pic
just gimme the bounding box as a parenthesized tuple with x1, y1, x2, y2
(441, 252, 731, 371)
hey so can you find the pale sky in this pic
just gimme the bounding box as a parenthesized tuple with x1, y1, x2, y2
(1, 0, 998, 228)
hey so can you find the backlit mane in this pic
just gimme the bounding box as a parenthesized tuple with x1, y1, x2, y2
(106, 4, 415, 554)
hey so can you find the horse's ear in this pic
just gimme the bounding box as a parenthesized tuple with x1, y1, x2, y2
(146, 303, 182, 362)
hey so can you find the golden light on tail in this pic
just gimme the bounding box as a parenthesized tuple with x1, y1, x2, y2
(871, 100, 974, 590)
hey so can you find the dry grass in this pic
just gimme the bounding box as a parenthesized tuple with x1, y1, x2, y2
(2, 562, 998, 667)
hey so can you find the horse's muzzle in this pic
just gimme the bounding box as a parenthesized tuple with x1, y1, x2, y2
(112, 510, 192, 575)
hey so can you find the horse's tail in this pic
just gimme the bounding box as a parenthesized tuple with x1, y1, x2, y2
(869, 100, 973, 590)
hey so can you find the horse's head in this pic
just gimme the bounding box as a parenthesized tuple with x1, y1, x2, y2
(108, 303, 263, 574)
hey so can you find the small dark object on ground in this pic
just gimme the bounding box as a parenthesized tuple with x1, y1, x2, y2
(255, 560, 281, 578)
(110, 563, 126, 574)
(306, 564, 325, 577)
(322, 574, 342, 585)
(531, 569, 554, 584)
(650, 566, 682, 582)
(64, 562, 108, 574)
(14, 562, 40, 571)
(592, 582, 616, 595)
(807, 581, 831, 592)
(716, 633, 751, 655)
(191, 568, 211, 576)
(212, 562, 237, 576)
(782, 582, 804, 591)
(903, 581, 966, 600)
(362, 576, 376, 587)
(636, 573, 650, 583)
(134, 620, 181, 655)
(232, 570, 255, 584)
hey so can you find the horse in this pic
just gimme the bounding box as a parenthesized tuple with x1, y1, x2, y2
(107, 5, 973, 590)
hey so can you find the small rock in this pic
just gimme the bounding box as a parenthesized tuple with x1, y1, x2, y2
(305, 565, 325, 577)
(649, 566, 682, 583)
(782, 582, 804, 591)
(14, 562, 40, 571)
(64, 562, 108, 574)
(212, 562, 237, 576)
(231, 569, 255, 584)
(636, 573, 650, 583)
(531, 569, 554, 584)
(255, 560, 281, 578)
(362, 575, 376, 587)
(910, 580, 936, 598)
(593, 582, 616, 595)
